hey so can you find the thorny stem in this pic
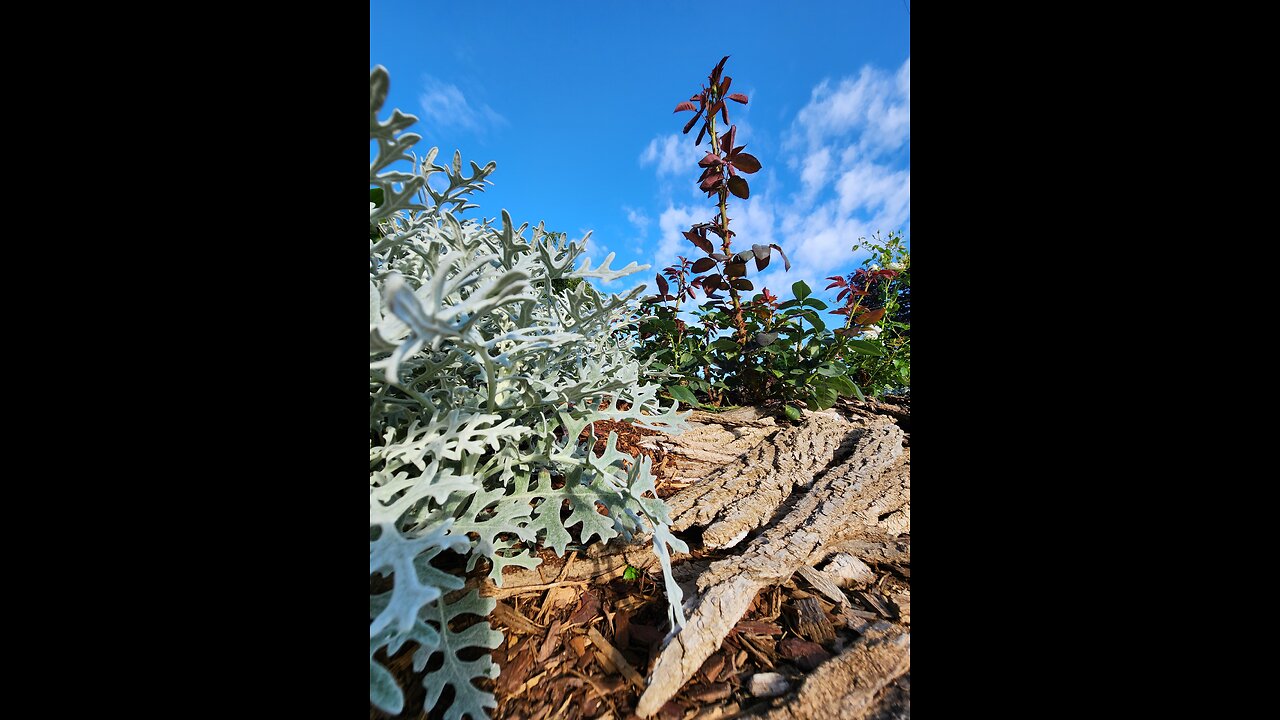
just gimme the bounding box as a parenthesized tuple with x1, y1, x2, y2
(707, 105, 749, 345)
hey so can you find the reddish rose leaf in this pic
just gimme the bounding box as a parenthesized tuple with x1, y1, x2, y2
(720, 76, 732, 94)
(731, 152, 761, 174)
(698, 152, 724, 168)
(855, 307, 886, 325)
(683, 108, 703, 134)
(727, 175, 750, 199)
(825, 277, 847, 290)
(732, 278, 754, 291)
(700, 174, 723, 191)
(695, 122, 708, 146)
(656, 273, 669, 296)
(755, 253, 771, 272)
(725, 262, 748, 278)
(691, 257, 717, 273)
(722, 125, 736, 151)
(727, 92, 749, 104)
(712, 55, 730, 82)
(710, 252, 730, 261)
(673, 101, 698, 113)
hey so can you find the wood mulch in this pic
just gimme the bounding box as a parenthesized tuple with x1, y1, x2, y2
(372, 396, 910, 720)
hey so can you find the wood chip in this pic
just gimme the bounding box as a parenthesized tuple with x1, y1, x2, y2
(588, 626, 647, 691)
(567, 589, 603, 626)
(731, 620, 783, 635)
(537, 619, 563, 663)
(508, 670, 547, 700)
(822, 554, 876, 587)
(736, 633, 775, 670)
(794, 597, 836, 644)
(535, 585, 581, 623)
(686, 682, 732, 702)
(595, 649, 618, 675)
(857, 590, 892, 618)
(493, 599, 545, 635)
(795, 565, 847, 606)
(778, 637, 833, 671)
(698, 652, 726, 683)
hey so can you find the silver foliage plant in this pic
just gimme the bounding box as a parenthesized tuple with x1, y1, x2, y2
(369, 66, 690, 718)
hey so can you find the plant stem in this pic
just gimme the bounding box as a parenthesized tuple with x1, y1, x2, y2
(707, 108, 749, 345)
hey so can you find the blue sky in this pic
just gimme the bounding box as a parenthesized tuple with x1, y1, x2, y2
(371, 1, 909, 304)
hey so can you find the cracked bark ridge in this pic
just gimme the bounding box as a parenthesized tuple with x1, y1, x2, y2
(746, 625, 910, 720)
(635, 424, 906, 718)
(637, 409, 778, 485)
(666, 414, 859, 547)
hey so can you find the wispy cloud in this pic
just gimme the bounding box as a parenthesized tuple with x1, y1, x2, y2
(624, 206, 651, 237)
(418, 75, 507, 135)
(788, 58, 910, 158)
(639, 134, 698, 176)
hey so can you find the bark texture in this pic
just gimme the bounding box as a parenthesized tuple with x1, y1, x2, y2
(635, 422, 907, 717)
(746, 625, 910, 720)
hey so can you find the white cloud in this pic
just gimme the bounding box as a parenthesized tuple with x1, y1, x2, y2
(788, 57, 910, 158)
(639, 134, 698, 176)
(655, 204, 703, 268)
(800, 148, 832, 200)
(624, 206, 651, 236)
(418, 75, 507, 134)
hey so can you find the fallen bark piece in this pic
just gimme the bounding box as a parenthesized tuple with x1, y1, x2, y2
(795, 565, 847, 606)
(666, 415, 857, 546)
(862, 673, 909, 720)
(778, 637, 832, 671)
(748, 627, 910, 720)
(821, 554, 876, 587)
(639, 414, 778, 484)
(635, 425, 905, 718)
(793, 597, 836, 644)
(748, 672, 791, 698)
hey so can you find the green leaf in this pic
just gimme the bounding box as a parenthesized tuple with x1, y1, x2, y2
(828, 375, 858, 396)
(777, 299, 802, 310)
(370, 187, 386, 207)
(623, 565, 640, 581)
(802, 298, 829, 310)
(710, 337, 740, 352)
(846, 340, 886, 356)
(784, 404, 802, 422)
(667, 384, 701, 407)
(792, 280, 811, 301)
